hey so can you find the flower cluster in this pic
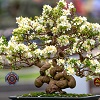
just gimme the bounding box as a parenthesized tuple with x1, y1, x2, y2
(0, 36, 7, 54)
(57, 59, 65, 66)
(0, 0, 100, 80)
(34, 45, 57, 59)
(73, 16, 87, 26)
(57, 35, 69, 46)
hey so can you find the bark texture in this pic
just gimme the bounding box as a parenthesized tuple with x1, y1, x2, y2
(35, 60, 76, 93)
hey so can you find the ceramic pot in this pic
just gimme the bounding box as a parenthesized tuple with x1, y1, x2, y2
(9, 95, 100, 100)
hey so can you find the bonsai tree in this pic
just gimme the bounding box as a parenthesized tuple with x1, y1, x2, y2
(0, 0, 100, 94)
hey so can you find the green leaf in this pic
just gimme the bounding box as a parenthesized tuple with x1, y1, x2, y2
(90, 66, 96, 72)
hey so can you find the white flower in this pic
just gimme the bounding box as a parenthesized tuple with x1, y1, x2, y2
(43, 5, 52, 11)
(82, 40, 91, 51)
(86, 53, 92, 58)
(68, 2, 74, 9)
(80, 22, 90, 31)
(58, 0, 67, 7)
(57, 35, 69, 46)
(35, 25, 46, 33)
(57, 19, 71, 32)
(90, 39, 95, 45)
(80, 22, 100, 33)
(95, 65, 100, 73)
(57, 23, 66, 27)
(37, 17, 44, 24)
(33, 46, 57, 59)
(52, 27, 58, 34)
(60, 16, 67, 21)
(75, 37, 80, 42)
(43, 45, 57, 55)
(16, 17, 21, 23)
(7, 41, 29, 55)
(73, 16, 87, 26)
(48, 19, 54, 27)
(90, 59, 99, 66)
(48, 60, 52, 65)
(17, 44, 29, 52)
(92, 23, 100, 32)
(80, 24, 86, 31)
(87, 75, 94, 80)
(62, 9, 71, 16)
(66, 65, 75, 75)
(94, 59, 99, 65)
(45, 40, 52, 44)
(42, 5, 52, 15)
(27, 52, 32, 58)
(16, 17, 31, 29)
(72, 43, 78, 53)
(57, 59, 65, 66)
(0, 37, 4, 44)
(31, 21, 39, 29)
(34, 48, 42, 55)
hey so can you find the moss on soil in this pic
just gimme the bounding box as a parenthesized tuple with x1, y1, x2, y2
(19, 92, 93, 98)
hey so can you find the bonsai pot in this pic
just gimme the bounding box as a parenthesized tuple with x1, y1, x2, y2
(9, 95, 100, 100)
(9, 92, 100, 100)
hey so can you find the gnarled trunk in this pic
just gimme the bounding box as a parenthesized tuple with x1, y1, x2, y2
(35, 61, 76, 94)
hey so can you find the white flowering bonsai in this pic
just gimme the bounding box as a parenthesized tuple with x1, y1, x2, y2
(0, 0, 100, 94)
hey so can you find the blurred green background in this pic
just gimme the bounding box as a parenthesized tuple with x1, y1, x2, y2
(0, 0, 100, 29)
(0, 0, 58, 29)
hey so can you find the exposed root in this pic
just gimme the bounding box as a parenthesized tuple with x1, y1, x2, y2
(34, 60, 76, 93)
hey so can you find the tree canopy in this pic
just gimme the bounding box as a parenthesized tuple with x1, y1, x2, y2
(0, 0, 100, 81)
